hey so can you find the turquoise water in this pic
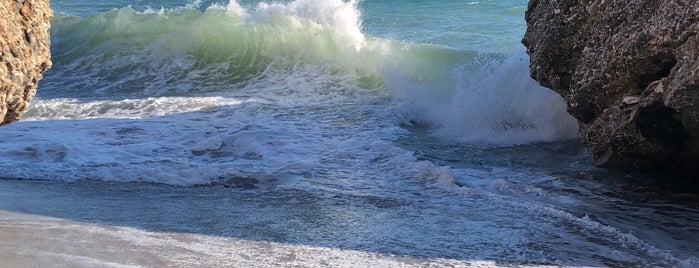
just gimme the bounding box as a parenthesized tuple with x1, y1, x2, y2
(0, 0, 697, 266)
(51, 0, 528, 52)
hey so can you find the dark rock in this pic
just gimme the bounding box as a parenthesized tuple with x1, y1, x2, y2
(523, 0, 699, 173)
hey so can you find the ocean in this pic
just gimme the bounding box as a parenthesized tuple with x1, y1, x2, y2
(0, 0, 697, 266)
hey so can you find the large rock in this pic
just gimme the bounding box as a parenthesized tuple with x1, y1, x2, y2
(523, 0, 699, 172)
(0, 0, 51, 126)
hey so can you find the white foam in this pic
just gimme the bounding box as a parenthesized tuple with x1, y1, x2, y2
(414, 162, 460, 190)
(4, 76, 412, 187)
(214, 0, 365, 52)
(387, 50, 579, 145)
(23, 97, 242, 120)
(224, 0, 247, 18)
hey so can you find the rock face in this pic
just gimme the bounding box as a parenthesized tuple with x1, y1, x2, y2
(523, 0, 699, 172)
(0, 0, 52, 126)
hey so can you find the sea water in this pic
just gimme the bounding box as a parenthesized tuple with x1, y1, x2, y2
(0, 0, 697, 267)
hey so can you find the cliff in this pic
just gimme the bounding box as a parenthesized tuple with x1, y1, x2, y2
(523, 0, 699, 172)
(0, 0, 52, 126)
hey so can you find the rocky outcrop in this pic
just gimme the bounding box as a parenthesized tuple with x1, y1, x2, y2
(523, 0, 699, 172)
(0, 0, 52, 126)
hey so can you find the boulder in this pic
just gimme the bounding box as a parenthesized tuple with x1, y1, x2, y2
(522, 0, 699, 172)
(0, 0, 52, 126)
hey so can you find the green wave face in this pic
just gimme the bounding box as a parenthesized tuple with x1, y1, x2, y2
(40, 0, 576, 145)
(44, 1, 498, 99)
(47, 2, 355, 96)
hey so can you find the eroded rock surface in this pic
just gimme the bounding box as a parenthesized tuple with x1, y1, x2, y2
(0, 0, 52, 126)
(523, 0, 699, 172)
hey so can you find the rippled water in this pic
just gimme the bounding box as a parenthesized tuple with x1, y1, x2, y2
(0, 0, 697, 266)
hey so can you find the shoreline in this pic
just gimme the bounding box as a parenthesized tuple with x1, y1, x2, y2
(1, 176, 698, 267)
(0, 209, 524, 268)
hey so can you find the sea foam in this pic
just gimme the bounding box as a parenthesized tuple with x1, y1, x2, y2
(5, 0, 577, 186)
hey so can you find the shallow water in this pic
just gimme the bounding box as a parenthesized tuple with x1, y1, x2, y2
(1, 0, 698, 266)
(2, 138, 698, 266)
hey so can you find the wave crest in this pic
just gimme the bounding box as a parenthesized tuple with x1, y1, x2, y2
(41, 0, 577, 145)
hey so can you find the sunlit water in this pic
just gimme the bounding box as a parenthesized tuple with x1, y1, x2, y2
(0, 0, 697, 266)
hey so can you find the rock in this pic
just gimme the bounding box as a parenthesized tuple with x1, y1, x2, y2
(522, 0, 699, 172)
(0, 0, 52, 126)
(622, 96, 640, 105)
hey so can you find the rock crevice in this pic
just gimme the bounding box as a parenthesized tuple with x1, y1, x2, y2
(523, 0, 699, 172)
(0, 0, 52, 126)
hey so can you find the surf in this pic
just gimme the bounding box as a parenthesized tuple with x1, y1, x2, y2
(41, 0, 576, 146)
